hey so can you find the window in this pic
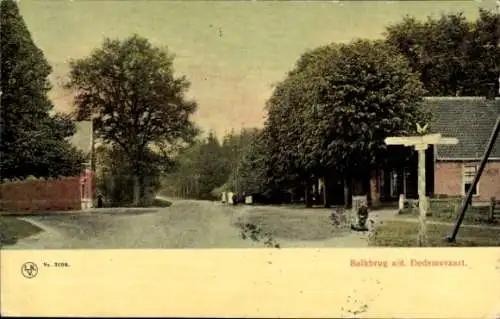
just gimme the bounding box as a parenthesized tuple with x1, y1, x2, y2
(463, 164, 478, 196)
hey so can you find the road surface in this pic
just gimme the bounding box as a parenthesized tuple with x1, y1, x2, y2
(3, 198, 394, 249)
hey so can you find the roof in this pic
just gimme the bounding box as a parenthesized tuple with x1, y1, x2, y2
(68, 121, 92, 154)
(424, 97, 500, 160)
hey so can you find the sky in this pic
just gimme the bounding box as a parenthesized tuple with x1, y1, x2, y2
(18, 0, 486, 138)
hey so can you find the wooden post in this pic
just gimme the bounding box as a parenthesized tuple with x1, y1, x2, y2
(385, 133, 458, 247)
(416, 144, 428, 246)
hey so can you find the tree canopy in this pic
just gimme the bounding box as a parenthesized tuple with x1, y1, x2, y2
(263, 40, 428, 189)
(0, 0, 84, 180)
(385, 9, 500, 96)
(66, 34, 198, 204)
(160, 129, 261, 200)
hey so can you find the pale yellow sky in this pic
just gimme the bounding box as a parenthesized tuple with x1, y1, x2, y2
(18, 0, 483, 138)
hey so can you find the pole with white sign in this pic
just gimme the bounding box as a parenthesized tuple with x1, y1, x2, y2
(385, 130, 459, 246)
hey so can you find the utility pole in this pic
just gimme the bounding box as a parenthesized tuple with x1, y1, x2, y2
(448, 0, 500, 241)
(496, 0, 500, 94)
(448, 116, 500, 242)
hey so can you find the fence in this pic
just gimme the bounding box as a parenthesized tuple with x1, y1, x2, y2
(0, 175, 94, 214)
(400, 196, 498, 224)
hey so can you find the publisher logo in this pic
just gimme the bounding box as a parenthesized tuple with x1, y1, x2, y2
(21, 262, 38, 279)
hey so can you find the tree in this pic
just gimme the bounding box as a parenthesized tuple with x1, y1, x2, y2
(263, 75, 311, 193)
(160, 128, 264, 200)
(196, 131, 228, 199)
(228, 130, 268, 196)
(160, 133, 225, 200)
(221, 127, 261, 192)
(263, 39, 429, 206)
(0, 0, 84, 180)
(160, 139, 203, 199)
(463, 9, 500, 96)
(66, 34, 198, 205)
(96, 144, 170, 206)
(385, 9, 500, 96)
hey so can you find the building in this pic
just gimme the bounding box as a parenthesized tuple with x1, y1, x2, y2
(428, 97, 500, 201)
(68, 120, 95, 209)
(375, 97, 500, 203)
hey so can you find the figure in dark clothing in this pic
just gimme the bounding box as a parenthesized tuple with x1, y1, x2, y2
(97, 193, 104, 208)
(357, 205, 369, 229)
(351, 202, 369, 231)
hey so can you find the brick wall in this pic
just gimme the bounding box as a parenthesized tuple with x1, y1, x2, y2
(434, 161, 500, 201)
(0, 176, 82, 213)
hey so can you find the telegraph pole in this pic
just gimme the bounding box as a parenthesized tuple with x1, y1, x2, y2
(447, 0, 500, 242)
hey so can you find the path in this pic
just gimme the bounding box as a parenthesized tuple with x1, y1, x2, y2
(3, 198, 403, 249)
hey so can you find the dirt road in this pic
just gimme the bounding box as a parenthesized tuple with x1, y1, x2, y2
(4, 199, 396, 249)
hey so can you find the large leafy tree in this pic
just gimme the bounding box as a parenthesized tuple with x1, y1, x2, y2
(263, 74, 311, 192)
(385, 9, 500, 96)
(228, 129, 269, 196)
(196, 131, 228, 199)
(0, 0, 84, 180)
(66, 34, 198, 205)
(263, 39, 428, 205)
(96, 144, 170, 206)
(221, 128, 261, 192)
(463, 9, 500, 96)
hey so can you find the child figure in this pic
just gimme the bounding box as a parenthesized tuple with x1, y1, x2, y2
(357, 203, 369, 230)
(351, 199, 369, 231)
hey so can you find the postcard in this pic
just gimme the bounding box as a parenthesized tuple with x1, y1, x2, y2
(1, 0, 499, 317)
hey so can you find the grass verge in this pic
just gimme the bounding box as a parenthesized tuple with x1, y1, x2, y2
(394, 212, 499, 226)
(398, 201, 497, 226)
(0, 216, 43, 247)
(369, 220, 500, 247)
(236, 209, 349, 241)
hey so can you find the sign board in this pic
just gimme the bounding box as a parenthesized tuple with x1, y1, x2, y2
(385, 134, 458, 147)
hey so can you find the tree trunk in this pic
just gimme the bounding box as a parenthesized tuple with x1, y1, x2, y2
(369, 170, 381, 208)
(364, 174, 372, 207)
(321, 177, 328, 208)
(133, 174, 140, 206)
(344, 176, 352, 209)
(304, 180, 312, 207)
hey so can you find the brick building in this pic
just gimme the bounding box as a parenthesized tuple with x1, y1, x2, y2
(374, 97, 500, 203)
(429, 97, 500, 201)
